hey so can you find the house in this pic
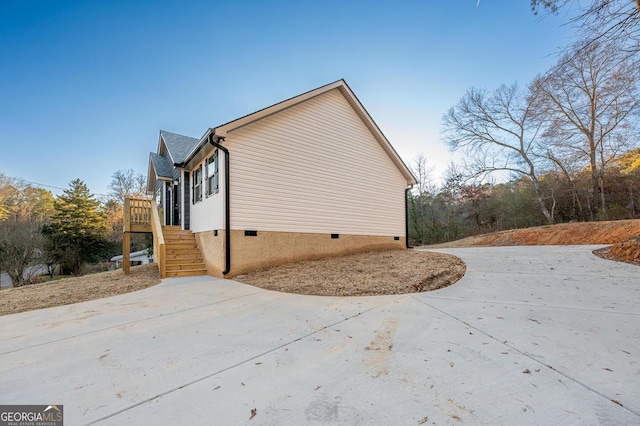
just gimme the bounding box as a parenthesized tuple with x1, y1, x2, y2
(146, 79, 417, 278)
(110, 250, 153, 269)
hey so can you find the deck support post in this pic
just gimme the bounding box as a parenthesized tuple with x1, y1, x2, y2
(123, 232, 131, 275)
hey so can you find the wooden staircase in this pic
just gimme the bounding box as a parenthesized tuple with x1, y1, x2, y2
(162, 226, 208, 278)
(123, 197, 207, 279)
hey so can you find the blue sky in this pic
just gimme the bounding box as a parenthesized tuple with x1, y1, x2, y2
(0, 0, 572, 197)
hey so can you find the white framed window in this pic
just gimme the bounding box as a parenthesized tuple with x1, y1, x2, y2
(205, 151, 219, 197)
(193, 165, 203, 203)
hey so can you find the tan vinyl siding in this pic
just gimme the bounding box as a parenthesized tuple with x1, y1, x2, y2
(226, 88, 408, 236)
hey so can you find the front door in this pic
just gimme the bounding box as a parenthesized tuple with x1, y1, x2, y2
(172, 183, 180, 226)
(165, 183, 171, 225)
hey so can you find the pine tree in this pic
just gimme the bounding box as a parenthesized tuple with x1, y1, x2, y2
(42, 179, 109, 275)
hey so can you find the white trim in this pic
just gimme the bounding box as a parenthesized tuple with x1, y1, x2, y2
(181, 170, 186, 230)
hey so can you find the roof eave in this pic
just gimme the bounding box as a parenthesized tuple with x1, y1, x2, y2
(215, 79, 417, 185)
(147, 155, 157, 194)
(158, 132, 177, 164)
(335, 82, 417, 186)
(147, 153, 176, 194)
(213, 80, 346, 138)
(173, 79, 417, 185)
(180, 128, 214, 169)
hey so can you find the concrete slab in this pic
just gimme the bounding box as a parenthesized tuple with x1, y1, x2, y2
(0, 245, 638, 425)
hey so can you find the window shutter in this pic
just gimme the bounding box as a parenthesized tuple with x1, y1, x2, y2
(199, 165, 202, 200)
(214, 151, 219, 193)
(204, 159, 209, 195)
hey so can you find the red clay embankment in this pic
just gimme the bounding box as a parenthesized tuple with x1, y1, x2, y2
(428, 219, 640, 263)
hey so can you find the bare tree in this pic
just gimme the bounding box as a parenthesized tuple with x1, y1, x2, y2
(531, 0, 640, 63)
(107, 169, 146, 203)
(544, 149, 591, 219)
(408, 153, 436, 244)
(409, 153, 435, 196)
(0, 220, 43, 286)
(531, 41, 640, 217)
(442, 84, 554, 223)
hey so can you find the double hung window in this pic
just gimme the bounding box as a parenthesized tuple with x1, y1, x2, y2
(193, 165, 203, 203)
(205, 151, 219, 196)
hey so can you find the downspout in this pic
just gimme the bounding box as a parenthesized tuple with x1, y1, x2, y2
(405, 186, 413, 249)
(208, 132, 231, 275)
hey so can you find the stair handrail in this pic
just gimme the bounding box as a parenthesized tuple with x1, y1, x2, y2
(150, 202, 166, 278)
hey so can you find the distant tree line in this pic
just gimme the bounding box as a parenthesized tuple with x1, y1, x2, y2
(0, 169, 146, 287)
(408, 148, 640, 245)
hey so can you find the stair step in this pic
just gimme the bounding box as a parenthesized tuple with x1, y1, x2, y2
(165, 254, 203, 261)
(166, 263, 206, 271)
(165, 247, 199, 251)
(165, 241, 197, 246)
(165, 260, 202, 267)
(164, 235, 196, 241)
(165, 246, 200, 255)
(165, 250, 202, 259)
(165, 256, 204, 262)
(165, 249, 200, 254)
(165, 243, 198, 248)
(165, 261, 206, 268)
(166, 255, 201, 261)
(165, 269, 208, 277)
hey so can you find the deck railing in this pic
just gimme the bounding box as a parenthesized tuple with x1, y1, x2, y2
(123, 197, 152, 233)
(123, 196, 165, 277)
(150, 202, 166, 278)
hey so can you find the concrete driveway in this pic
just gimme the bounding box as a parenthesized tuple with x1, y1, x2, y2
(1, 246, 638, 425)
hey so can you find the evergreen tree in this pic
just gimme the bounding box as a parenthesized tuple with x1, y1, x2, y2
(42, 179, 109, 275)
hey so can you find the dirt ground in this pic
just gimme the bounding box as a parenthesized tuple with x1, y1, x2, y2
(430, 219, 640, 248)
(0, 264, 159, 316)
(235, 250, 466, 297)
(602, 235, 640, 265)
(1, 219, 637, 315)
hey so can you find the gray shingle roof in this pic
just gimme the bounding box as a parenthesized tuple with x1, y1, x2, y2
(149, 152, 173, 178)
(160, 130, 200, 164)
